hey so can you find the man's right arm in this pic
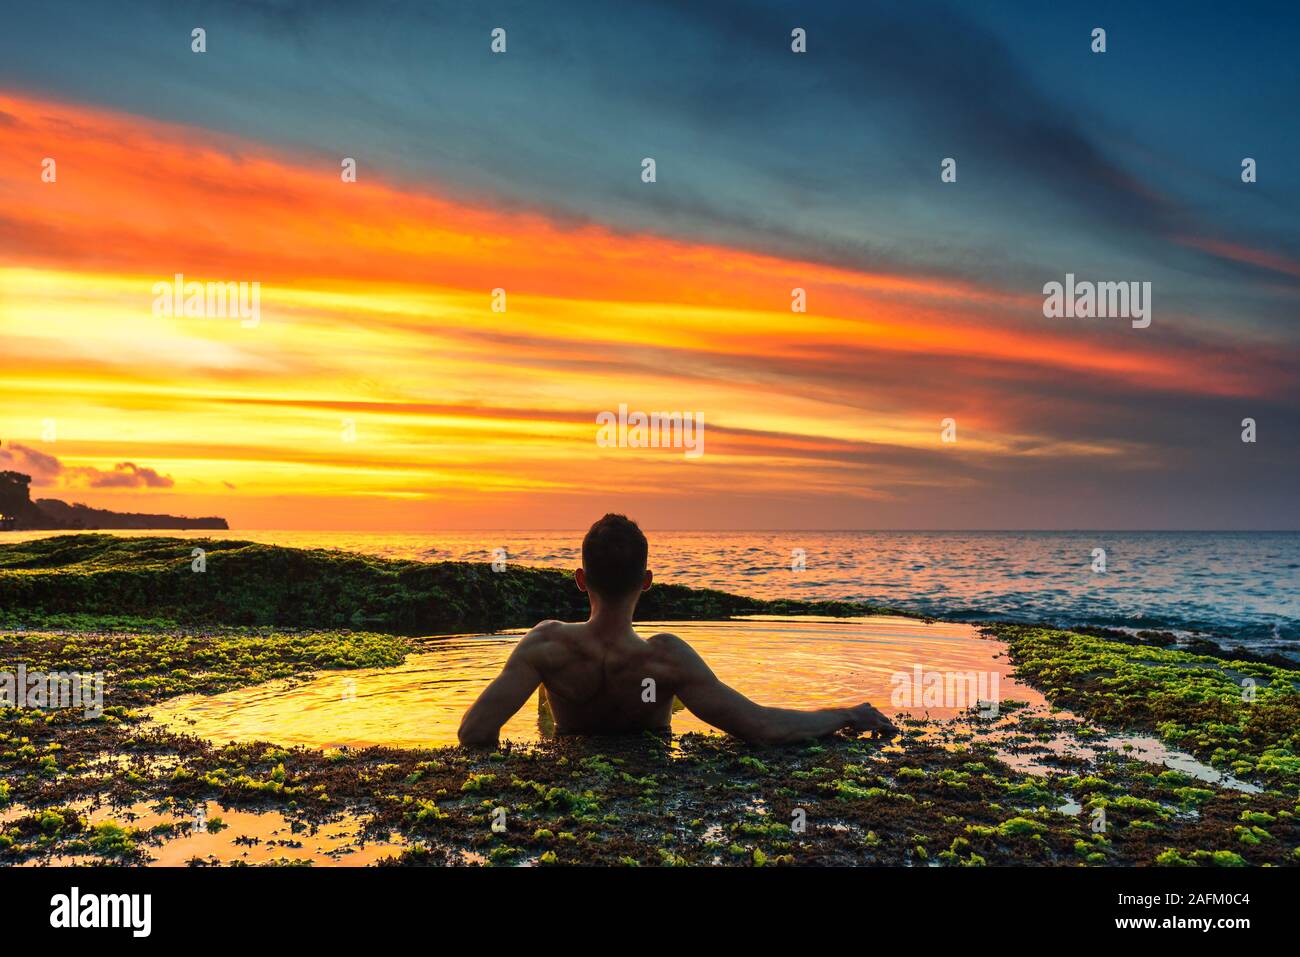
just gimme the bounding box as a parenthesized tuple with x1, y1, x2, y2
(457, 623, 550, 748)
(651, 633, 897, 745)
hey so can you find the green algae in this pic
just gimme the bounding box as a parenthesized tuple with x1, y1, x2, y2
(996, 625, 1300, 792)
(87, 821, 140, 857)
(996, 817, 1046, 837)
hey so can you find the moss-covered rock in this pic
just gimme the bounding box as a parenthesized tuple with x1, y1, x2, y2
(0, 535, 908, 634)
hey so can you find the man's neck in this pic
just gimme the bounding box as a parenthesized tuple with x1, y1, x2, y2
(586, 595, 639, 635)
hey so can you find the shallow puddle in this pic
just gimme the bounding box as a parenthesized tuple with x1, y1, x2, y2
(1091, 735, 1261, 792)
(0, 799, 406, 866)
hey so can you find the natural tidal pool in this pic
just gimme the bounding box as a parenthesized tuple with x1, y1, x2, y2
(148, 616, 1039, 748)
(147, 615, 1253, 793)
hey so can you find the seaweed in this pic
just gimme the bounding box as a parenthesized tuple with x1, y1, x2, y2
(0, 534, 912, 634)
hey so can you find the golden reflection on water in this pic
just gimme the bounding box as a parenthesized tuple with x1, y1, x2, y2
(0, 798, 407, 867)
(148, 616, 1044, 750)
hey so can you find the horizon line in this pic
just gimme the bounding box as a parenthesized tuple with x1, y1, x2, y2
(13, 528, 1299, 535)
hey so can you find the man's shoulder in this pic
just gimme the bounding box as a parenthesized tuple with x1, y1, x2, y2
(644, 631, 701, 668)
(644, 630, 685, 650)
(513, 620, 576, 669)
(521, 619, 573, 647)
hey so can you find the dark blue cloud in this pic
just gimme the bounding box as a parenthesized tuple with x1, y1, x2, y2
(1, 0, 1297, 325)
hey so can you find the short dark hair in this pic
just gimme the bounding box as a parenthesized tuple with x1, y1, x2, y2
(581, 513, 648, 597)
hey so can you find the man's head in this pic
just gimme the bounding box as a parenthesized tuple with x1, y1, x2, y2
(578, 513, 650, 601)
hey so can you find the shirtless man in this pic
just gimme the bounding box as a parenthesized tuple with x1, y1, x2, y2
(458, 513, 898, 748)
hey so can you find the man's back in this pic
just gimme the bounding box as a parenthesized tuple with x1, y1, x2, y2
(523, 620, 678, 734)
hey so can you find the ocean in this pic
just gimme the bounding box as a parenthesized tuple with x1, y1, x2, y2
(7, 529, 1298, 654)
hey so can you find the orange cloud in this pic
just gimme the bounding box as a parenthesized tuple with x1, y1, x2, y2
(0, 91, 1288, 528)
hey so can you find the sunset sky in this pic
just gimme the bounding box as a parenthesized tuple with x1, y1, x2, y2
(1, 0, 1298, 530)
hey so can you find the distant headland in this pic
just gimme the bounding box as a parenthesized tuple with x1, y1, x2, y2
(0, 471, 228, 531)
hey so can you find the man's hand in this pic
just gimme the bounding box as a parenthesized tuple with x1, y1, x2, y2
(845, 702, 898, 738)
